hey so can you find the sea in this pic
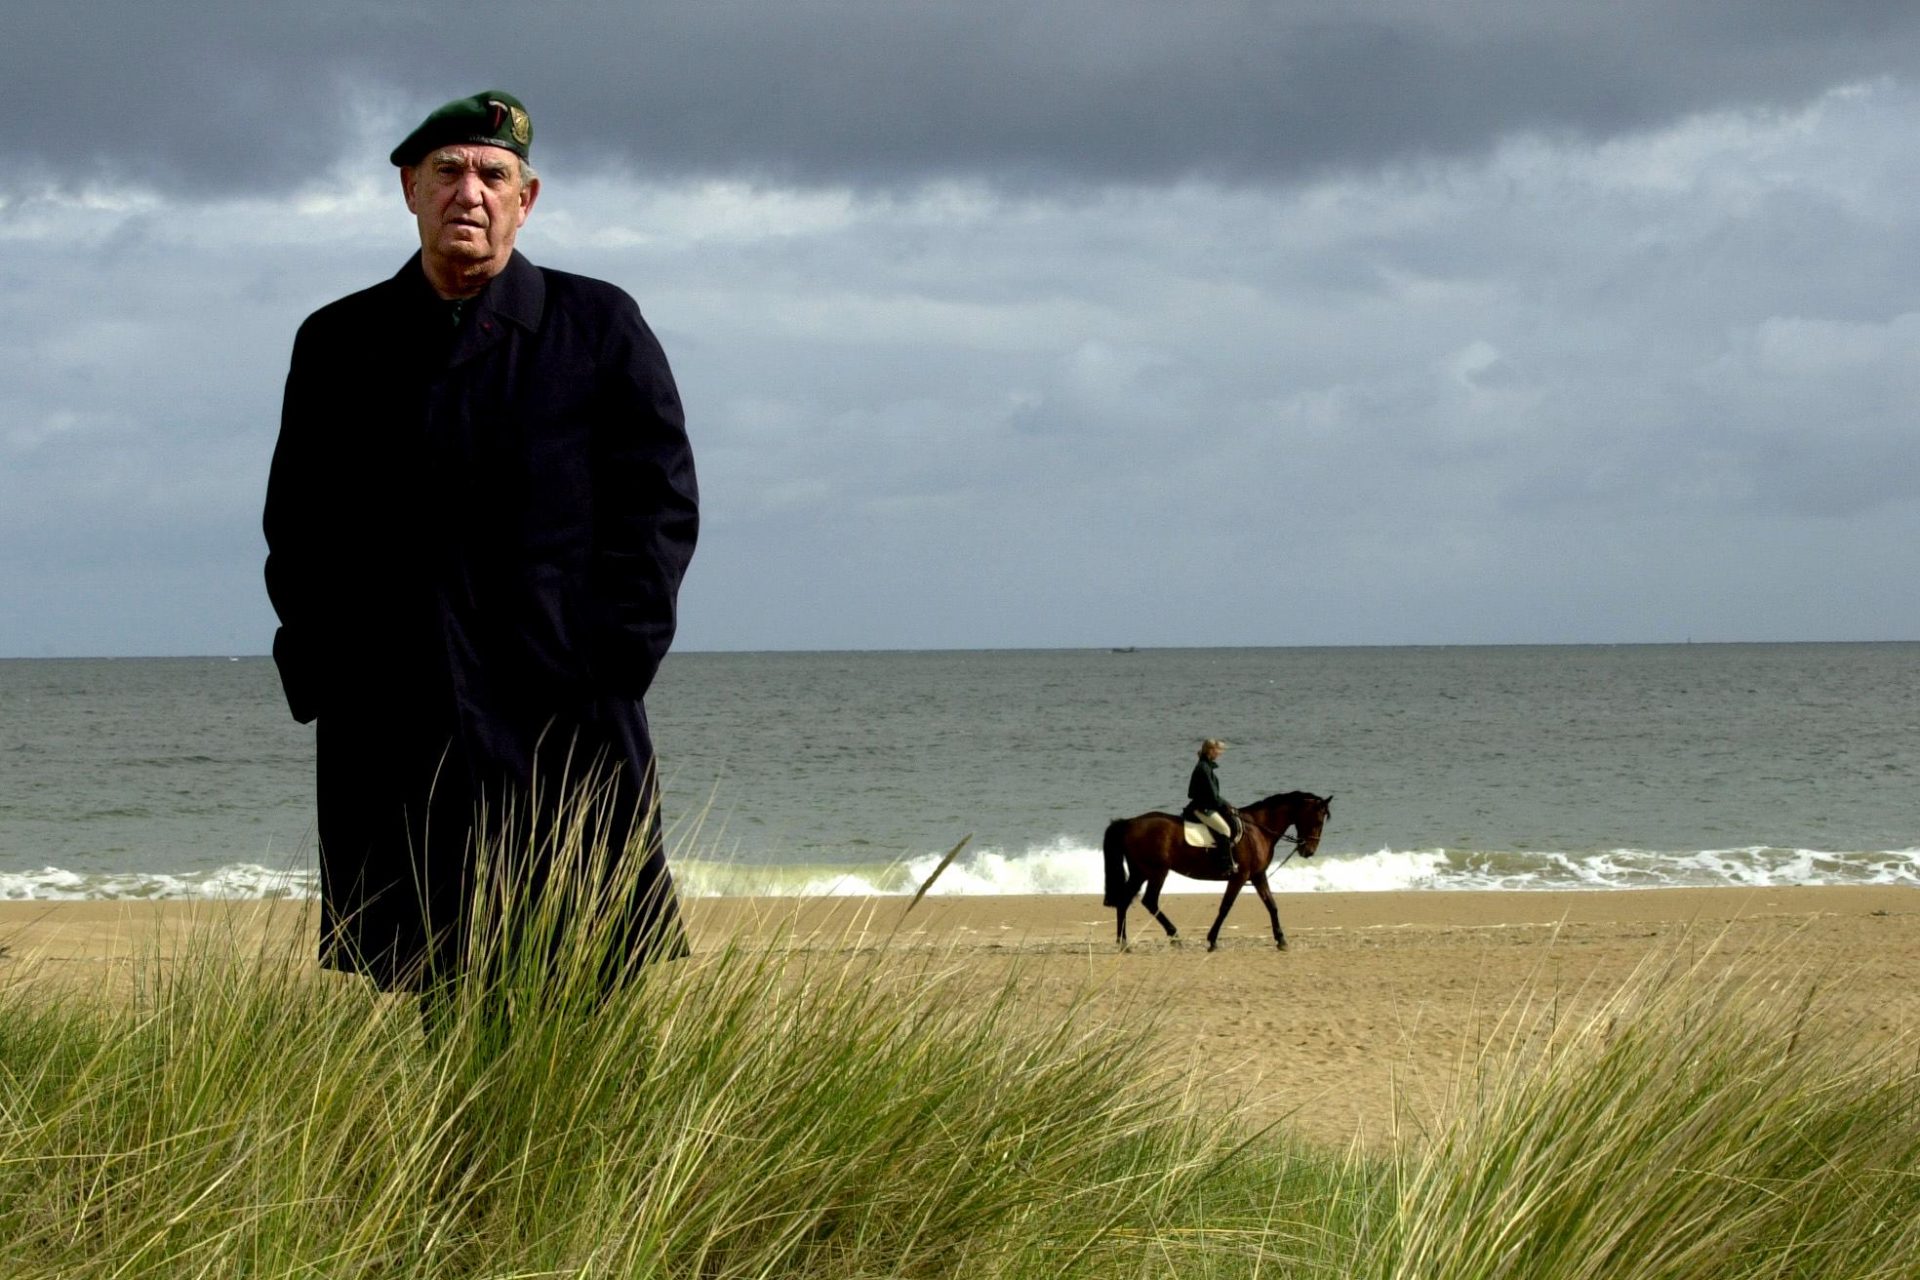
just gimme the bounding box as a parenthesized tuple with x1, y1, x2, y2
(1, 645, 1915, 900)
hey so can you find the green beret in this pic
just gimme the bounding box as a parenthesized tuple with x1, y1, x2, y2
(390, 90, 533, 166)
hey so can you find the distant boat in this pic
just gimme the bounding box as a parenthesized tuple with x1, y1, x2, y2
(1110, 646, 1139, 654)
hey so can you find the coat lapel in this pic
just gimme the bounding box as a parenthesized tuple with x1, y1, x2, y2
(446, 250, 545, 369)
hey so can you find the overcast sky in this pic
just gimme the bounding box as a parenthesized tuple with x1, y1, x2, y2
(5, 1, 1919, 655)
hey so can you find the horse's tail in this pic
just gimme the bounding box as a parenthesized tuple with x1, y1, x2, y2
(1101, 820, 1135, 908)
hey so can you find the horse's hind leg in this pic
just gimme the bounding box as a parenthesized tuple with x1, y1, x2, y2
(1251, 871, 1286, 951)
(1205, 874, 1248, 951)
(1142, 872, 1179, 943)
(1116, 869, 1147, 949)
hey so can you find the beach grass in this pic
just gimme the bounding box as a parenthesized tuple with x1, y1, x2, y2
(0, 906, 1240, 1277)
(1349, 948, 1920, 1279)
(2, 835, 1917, 1276)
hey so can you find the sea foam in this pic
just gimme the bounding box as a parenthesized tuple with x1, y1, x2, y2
(0, 863, 318, 901)
(673, 839, 1920, 898)
(6, 842, 1918, 901)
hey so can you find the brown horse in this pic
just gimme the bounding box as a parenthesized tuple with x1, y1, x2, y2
(1101, 791, 1331, 951)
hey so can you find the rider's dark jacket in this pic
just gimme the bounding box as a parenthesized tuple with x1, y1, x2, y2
(1184, 757, 1229, 819)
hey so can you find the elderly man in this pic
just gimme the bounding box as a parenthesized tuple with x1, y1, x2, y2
(264, 91, 698, 992)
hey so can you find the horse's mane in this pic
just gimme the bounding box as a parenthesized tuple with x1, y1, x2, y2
(1245, 790, 1325, 810)
(1137, 790, 1326, 823)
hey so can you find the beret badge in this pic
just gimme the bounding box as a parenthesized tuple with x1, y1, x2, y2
(490, 99, 532, 148)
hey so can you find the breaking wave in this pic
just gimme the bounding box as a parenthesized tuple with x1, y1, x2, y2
(11, 841, 1914, 901)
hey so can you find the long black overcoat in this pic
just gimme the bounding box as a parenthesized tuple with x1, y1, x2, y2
(264, 251, 698, 989)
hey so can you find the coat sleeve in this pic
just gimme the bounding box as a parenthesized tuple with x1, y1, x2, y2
(588, 298, 699, 699)
(262, 318, 330, 724)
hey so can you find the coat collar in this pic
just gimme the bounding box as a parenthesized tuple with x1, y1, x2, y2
(396, 250, 546, 368)
(468, 249, 545, 332)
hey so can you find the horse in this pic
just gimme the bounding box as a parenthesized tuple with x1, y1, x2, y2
(1101, 791, 1331, 951)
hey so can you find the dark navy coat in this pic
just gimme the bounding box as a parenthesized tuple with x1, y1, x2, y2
(264, 250, 697, 989)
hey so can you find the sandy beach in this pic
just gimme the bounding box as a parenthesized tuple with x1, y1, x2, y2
(4, 886, 1915, 1148)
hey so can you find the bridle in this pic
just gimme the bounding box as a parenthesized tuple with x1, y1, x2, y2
(1238, 801, 1323, 846)
(1237, 801, 1328, 869)
(1238, 815, 1297, 845)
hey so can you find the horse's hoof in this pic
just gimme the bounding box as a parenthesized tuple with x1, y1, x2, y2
(1168, 937, 1182, 948)
(1276, 938, 1288, 952)
(1206, 940, 1218, 952)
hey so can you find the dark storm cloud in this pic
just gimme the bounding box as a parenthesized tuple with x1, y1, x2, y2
(8, 5, 1920, 654)
(10, 0, 1920, 192)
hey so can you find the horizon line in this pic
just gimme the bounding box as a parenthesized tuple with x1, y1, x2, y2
(3, 637, 1915, 662)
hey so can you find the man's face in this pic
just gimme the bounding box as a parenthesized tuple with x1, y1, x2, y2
(402, 144, 539, 285)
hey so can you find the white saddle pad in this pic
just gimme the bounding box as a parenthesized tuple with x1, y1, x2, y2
(1183, 821, 1213, 847)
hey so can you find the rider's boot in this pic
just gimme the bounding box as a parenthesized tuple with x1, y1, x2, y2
(1215, 834, 1235, 875)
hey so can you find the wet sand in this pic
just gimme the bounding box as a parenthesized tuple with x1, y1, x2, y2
(4, 886, 1915, 1148)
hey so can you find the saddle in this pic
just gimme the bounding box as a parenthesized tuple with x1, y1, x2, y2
(1182, 803, 1241, 849)
(1184, 819, 1238, 848)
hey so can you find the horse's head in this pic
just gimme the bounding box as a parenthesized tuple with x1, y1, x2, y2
(1293, 792, 1333, 858)
(1243, 791, 1333, 858)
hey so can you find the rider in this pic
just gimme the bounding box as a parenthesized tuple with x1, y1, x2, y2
(1184, 738, 1238, 874)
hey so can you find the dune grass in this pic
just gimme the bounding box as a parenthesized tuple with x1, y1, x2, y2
(1349, 948, 1920, 1280)
(2, 827, 1916, 1278)
(0, 905, 1262, 1277)
(0, 782, 1313, 1279)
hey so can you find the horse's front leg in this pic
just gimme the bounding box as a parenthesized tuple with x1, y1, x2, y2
(1205, 874, 1247, 951)
(1251, 871, 1286, 951)
(1142, 872, 1180, 943)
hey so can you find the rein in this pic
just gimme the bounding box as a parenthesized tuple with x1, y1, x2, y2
(1236, 810, 1308, 870)
(1237, 815, 1299, 845)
